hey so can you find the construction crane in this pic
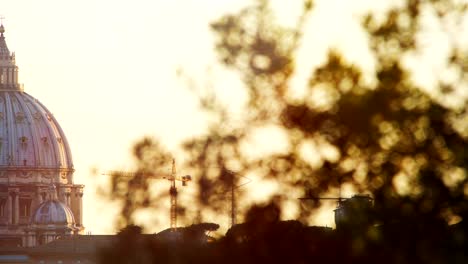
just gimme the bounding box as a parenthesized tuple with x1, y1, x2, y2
(219, 170, 251, 228)
(299, 194, 373, 229)
(298, 194, 372, 204)
(103, 159, 191, 231)
(298, 196, 346, 202)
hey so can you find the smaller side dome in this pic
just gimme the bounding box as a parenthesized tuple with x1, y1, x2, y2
(32, 200, 76, 226)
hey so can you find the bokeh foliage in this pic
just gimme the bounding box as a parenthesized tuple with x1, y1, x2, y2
(185, 0, 468, 225)
(102, 0, 468, 262)
(105, 138, 173, 230)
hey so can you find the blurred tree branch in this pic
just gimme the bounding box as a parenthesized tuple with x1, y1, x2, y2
(99, 0, 468, 262)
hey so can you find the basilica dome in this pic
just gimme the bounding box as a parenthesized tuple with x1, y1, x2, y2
(0, 24, 73, 182)
(0, 91, 73, 169)
(32, 200, 76, 226)
(0, 23, 84, 248)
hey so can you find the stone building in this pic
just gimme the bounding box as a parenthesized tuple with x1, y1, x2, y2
(0, 23, 84, 247)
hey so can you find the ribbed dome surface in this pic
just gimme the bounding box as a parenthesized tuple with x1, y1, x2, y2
(32, 200, 76, 226)
(0, 91, 73, 168)
(0, 25, 84, 245)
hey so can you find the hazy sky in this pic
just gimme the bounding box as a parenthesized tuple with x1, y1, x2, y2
(2, 0, 460, 234)
(3, 0, 255, 233)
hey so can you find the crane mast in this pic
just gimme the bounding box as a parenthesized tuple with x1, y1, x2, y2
(223, 170, 251, 228)
(231, 180, 236, 227)
(102, 158, 190, 232)
(169, 159, 178, 230)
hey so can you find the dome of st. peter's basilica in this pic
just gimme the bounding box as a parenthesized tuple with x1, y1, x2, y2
(0, 23, 84, 248)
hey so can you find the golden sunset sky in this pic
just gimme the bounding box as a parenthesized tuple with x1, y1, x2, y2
(2, 0, 460, 234)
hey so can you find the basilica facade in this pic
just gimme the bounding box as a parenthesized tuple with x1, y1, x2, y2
(0, 23, 84, 247)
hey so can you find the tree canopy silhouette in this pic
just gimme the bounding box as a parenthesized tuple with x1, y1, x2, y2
(182, 0, 468, 229)
(101, 0, 468, 263)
